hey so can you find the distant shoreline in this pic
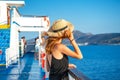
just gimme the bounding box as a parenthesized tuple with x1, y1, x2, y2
(65, 43, 120, 46)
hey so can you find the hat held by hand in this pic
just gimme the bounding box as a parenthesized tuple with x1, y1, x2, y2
(47, 19, 74, 37)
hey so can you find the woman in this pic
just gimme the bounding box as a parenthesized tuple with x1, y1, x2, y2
(35, 37, 40, 60)
(20, 36, 26, 57)
(45, 19, 83, 80)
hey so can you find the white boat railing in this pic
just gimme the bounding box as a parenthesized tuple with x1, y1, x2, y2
(6, 48, 19, 68)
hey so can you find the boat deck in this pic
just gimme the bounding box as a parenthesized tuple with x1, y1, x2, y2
(0, 46, 90, 80)
(0, 52, 47, 80)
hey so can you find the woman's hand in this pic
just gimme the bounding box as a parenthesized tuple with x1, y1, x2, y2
(69, 32, 74, 41)
(68, 64, 77, 69)
(64, 30, 74, 41)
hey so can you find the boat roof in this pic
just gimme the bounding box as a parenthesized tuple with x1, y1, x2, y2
(0, 1, 24, 7)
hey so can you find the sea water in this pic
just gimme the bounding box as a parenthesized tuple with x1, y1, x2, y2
(69, 45, 120, 80)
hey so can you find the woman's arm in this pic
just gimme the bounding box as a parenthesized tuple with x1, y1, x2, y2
(58, 43, 83, 59)
(58, 31, 83, 59)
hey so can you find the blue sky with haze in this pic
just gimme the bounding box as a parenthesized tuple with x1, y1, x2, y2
(17, 0, 120, 34)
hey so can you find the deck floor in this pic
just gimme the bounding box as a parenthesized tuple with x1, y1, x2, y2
(0, 52, 47, 80)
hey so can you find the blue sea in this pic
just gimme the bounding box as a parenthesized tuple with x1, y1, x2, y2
(69, 45, 120, 80)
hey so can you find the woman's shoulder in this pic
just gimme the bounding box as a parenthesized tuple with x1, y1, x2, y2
(54, 43, 66, 50)
(55, 43, 65, 47)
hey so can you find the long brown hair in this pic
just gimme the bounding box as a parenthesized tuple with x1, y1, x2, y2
(45, 37, 61, 54)
(45, 30, 71, 54)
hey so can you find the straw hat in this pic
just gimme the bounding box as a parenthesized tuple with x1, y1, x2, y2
(47, 19, 74, 37)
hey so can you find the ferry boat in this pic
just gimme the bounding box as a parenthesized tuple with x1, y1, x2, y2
(0, 1, 90, 80)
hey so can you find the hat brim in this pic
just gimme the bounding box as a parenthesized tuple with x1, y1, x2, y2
(47, 20, 74, 37)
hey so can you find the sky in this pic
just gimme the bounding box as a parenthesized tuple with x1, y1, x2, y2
(17, 0, 120, 34)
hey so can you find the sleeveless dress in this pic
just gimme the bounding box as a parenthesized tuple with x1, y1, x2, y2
(49, 54, 69, 80)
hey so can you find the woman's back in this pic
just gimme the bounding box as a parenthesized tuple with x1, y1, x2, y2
(49, 53, 69, 80)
